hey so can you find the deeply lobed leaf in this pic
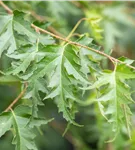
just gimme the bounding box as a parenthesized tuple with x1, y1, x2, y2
(0, 105, 53, 150)
(85, 61, 135, 139)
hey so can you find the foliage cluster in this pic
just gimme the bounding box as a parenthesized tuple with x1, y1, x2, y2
(1, 1, 135, 150)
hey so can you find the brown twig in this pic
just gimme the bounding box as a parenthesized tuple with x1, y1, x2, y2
(31, 24, 113, 60)
(0, 1, 12, 14)
(31, 24, 135, 70)
(1, 1, 135, 71)
(4, 82, 28, 112)
(61, 17, 89, 45)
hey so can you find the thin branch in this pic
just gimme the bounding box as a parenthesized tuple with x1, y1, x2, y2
(70, 33, 82, 38)
(31, 23, 135, 70)
(62, 17, 89, 45)
(0, 1, 12, 14)
(1, 1, 135, 71)
(61, 17, 89, 46)
(4, 82, 28, 112)
(31, 23, 114, 62)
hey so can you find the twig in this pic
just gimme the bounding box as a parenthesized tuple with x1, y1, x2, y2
(1, 1, 135, 71)
(0, 1, 12, 14)
(61, 18, 89, 45)
(4, 82, 28, 112)
(31, 24, 114, 61)
(66, 18, 88, 40)
(31, 24, 135, 70)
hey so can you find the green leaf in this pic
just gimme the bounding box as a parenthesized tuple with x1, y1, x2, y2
(85, 62, 135, 139)
(0, 14, 17, 57)
(1, 11, 103, 125)
(13, 10, 54, 46)
(10, 43, 93, 125)
(0, 10, 54, 58)
(39, 45, 90, 125)
(0, 105, 54, 150)
(11, 110, 38, 150)
(29, 118, 54, 128)
(6, 21, 104, 124)
(11, 105, 53, 150)
(8, 44, 39, 75)
(0, 112, 12, 137)
(24, 78, 48, 117)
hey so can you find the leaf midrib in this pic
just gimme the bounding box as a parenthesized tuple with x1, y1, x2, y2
(112, 70, 119, 132)
(11, 110, 22, 150)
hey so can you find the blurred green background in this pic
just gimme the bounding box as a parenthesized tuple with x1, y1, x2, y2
(1, 1, 135, 150)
